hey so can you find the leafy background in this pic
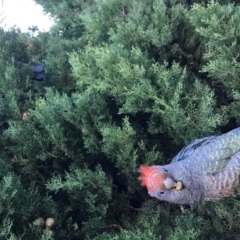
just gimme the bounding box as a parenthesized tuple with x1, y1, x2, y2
(1, 0, 240, 239)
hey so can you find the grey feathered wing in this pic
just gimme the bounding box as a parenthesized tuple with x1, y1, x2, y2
(171, 128, 240, 175)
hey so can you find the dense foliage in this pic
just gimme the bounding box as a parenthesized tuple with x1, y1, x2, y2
(1, 0, 240, 239)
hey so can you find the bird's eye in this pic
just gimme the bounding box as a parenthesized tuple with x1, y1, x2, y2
(163, 169, 168, 172)
(160, 192, 164, 194)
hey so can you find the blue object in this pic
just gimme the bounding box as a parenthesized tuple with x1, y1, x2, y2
(31, 63, 44, 81)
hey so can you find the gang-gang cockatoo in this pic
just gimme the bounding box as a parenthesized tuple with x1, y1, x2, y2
(138, 127, 240, 204)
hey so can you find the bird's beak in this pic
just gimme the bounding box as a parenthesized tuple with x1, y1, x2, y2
(163, 177, 184, 190)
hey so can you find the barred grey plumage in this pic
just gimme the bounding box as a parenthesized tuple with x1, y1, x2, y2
(139, 127, 240, 204)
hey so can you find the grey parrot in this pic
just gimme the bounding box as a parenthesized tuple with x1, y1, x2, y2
(138, 127, 240, 204)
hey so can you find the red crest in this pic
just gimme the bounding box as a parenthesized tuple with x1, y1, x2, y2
(138, 165, 168, 191)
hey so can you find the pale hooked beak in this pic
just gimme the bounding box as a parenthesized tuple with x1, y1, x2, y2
(164, 177, 183, 190)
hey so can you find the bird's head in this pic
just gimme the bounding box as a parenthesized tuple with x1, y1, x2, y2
(138, 165, 190, 204)
(138, 165, 183, 192)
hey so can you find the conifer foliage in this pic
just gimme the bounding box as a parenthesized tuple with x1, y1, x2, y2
(1, 0, 240, 239)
